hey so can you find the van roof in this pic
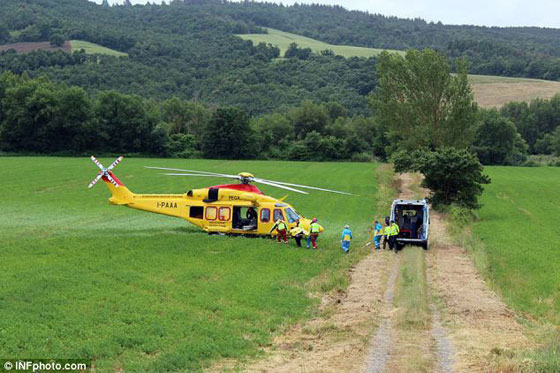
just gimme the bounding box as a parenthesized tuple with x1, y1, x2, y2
(393, 199, 428, 205)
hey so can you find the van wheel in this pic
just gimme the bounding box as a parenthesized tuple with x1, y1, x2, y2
(422, 242, 429, 250)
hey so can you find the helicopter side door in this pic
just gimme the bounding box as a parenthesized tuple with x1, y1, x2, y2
(232, 206, 258, 232)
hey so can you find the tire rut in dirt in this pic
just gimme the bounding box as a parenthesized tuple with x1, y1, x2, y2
(364, 255, 400, 373)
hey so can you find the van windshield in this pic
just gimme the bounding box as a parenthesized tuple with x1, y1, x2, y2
(285, 208, 300, 223)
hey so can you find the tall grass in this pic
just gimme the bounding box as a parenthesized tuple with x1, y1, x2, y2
(449, 166, 560, 371)
(394, 248, 430, 329)
(0, 157, 378, 371)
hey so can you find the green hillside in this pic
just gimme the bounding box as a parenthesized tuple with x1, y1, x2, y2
(237, 28, 560, 107)
(70, 40, 127, 57)
(237, 28, 403, 58)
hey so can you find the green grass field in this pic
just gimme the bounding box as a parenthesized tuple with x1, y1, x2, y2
(473, 167, 560, 325)
(236, 28, 403, 58)
(70, 40, 127, 57)
(0, 157, 378, 371)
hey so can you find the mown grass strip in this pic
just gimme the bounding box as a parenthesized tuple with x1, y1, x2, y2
(391, 246, 433, 371)
(394, 247, 430, 330)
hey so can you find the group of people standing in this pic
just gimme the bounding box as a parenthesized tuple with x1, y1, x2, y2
(339, 217, 400, 255)
(269, 218, 322, 249)
(268, 216, 400, 254)
(372, 217, 400, 252)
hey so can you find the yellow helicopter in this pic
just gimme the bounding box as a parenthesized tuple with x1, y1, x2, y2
(88, 156, 353, 237)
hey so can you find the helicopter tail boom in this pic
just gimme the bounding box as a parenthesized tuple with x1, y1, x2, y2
(104, 171, 134, 205)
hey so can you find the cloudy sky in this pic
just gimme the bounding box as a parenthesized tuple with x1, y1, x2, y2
(91, 0, 560, 28)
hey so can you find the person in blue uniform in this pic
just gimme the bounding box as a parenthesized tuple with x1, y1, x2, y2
(373, 220, 383, 250)
(341, 225, 353, 254)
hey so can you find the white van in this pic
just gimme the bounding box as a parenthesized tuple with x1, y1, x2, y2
(390, 199, 430, 250)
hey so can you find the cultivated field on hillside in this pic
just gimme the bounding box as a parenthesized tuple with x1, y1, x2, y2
(0, 41, 71, 54)
(237, 27, 403, 58)
(70, 40, 128, 57)
(0, 157, 377, 371)
(473, 166, 560, 324)
(0, 40, 126, 57)
(469, 74, 560, 108)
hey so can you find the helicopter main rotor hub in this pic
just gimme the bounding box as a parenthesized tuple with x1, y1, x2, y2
(238, 172, 254, 184)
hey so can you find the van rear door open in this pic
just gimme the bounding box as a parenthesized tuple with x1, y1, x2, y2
(390, 199, 430, 250)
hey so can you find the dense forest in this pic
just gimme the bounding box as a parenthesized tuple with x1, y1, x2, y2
(1, 71, 559, 163)
(0, 0, 559, 163)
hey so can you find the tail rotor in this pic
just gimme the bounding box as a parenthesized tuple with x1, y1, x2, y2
(88, 156, 123, 188)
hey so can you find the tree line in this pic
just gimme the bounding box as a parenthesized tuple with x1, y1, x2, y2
(0, 72, 383, 161)
(2, 66, 559, 165)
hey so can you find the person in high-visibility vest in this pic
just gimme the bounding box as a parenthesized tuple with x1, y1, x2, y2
(373, 220, 383, 250)
(270, 219, 289, 244)
(340, 225, 353, 254)
(388, 219, 400, 252)
(307, 217, 321, 249)
(290, 219, 308, 247)
(383, 216, 391, 250)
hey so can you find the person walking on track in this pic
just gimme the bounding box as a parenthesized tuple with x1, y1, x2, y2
(341, 225, 353, 254)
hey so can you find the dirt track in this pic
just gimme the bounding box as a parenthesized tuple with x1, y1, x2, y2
(216, 172, 530, 372)
(243, 252, 396, 373)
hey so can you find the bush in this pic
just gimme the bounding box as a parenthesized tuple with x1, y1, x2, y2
(166, 133, 200, 158)
(393, 147, 491, 209)
(449, 205, 478, 227)
(521, 160, 539, 167)
(350, 152, 374, 162)
(49, 33, 65, 47)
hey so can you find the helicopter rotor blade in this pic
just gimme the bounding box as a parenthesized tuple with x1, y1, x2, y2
(107, 156, 124, 171)
(88, 173, 103, 189)
(254, 179, 308, 194)
(145, 166, 238, 179)
(90, 155, 105, 171)
(162, 173, 241, 180)
(255, 178, 354, 195)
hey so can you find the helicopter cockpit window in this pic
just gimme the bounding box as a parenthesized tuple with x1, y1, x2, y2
(273, 209, 284, 222)
(285, 208, 300, 223)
